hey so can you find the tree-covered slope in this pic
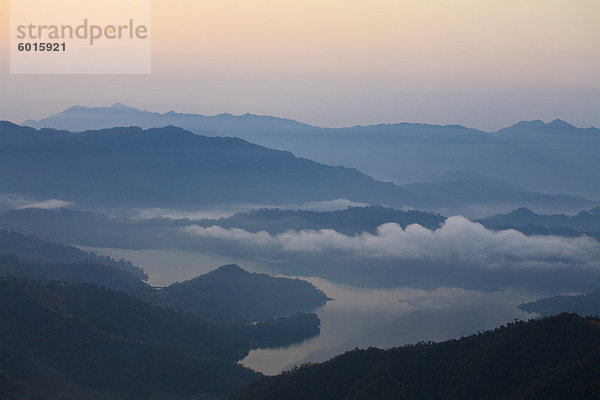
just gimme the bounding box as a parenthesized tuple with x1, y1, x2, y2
(0, 278, 259, 400)
(0, 228, 147, 279)
(230, 313, 600, 400)
(0, 253, 151, 295)
(153, 264, 330, 323)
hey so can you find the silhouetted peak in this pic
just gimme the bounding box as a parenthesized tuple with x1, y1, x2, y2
(510, 120, 546, 129)
(146, 125, 196, 136)
(211, 264, 247, 275)
(500, 119, 581, 133)
(0, 120, 21, 129)
(510, 207, 536, 216)
(84, 126, 143, 135)
(109, 103, 139, 112)
(547, 119, 575, 129)
(64, 105, 88, 112)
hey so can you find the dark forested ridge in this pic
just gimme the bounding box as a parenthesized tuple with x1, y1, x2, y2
(229, 314, 600, 400)
(0, 253, 152, 295)
(0, 277, 326, 399)
(0, 277, 259, 400)
(0, 228, 147, 279)
(0, 255, 323, 348)
(0, 229, 152, 294)
(151, 264, 330, 323)
(0, 228, 327, 326)
(520, 290, 600, 317)
(0, 231, 331, 398)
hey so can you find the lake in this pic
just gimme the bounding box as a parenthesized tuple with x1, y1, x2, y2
(82, 247, 542, 375)
(240, 277, 539, 374)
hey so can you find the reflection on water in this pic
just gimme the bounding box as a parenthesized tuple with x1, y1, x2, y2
(240, 277, 541, 375)
(78, 247, 542, 376)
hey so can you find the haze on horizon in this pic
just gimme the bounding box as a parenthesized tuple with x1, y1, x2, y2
(0, 0, 599, 131)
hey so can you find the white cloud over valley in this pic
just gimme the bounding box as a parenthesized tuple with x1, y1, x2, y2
(185, 216, 600, 271)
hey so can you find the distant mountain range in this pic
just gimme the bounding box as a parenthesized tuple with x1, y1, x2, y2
(479, 206, 600, 232)
(1, 121, 594, 216)
(229, 313, 600, 400)
(0, 121, 417, 209)
(196, 193, 594, 233)
(478, 207, 600, 240)
(21, 103, 600, 200)
(397, 171, 595, 216)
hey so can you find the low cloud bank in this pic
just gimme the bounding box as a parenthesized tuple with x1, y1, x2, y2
(16, 199, 73, 210)
(185, 216, 600, 270)
(0, 193, 73, 213)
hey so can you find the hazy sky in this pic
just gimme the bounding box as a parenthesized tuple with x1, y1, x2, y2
(1, 0, 599, 131)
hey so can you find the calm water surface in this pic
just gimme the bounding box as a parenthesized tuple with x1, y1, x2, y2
(241, 277, 540, 375)
(81, 247, 541, 375)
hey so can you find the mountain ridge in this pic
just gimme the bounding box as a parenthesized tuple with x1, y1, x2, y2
(0, 277, 260, 399)
(154, 264, 330, 323)
(17, 103, 600, 200)
(0, 121, 420, 210)
(22, 103, 599, 133)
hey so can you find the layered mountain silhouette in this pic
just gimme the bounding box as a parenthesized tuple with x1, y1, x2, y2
(397, 171, 595, 216)
(1, 121, 594, 215)
(0, 121, 417, 209)
(478, 207, 600, 240)
(479, 206, 600, 232)
(494, 119, 600, 176)
(21, 104, 600, 199)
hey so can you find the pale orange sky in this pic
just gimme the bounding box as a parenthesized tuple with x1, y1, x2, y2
(1, 0, 599, 130)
